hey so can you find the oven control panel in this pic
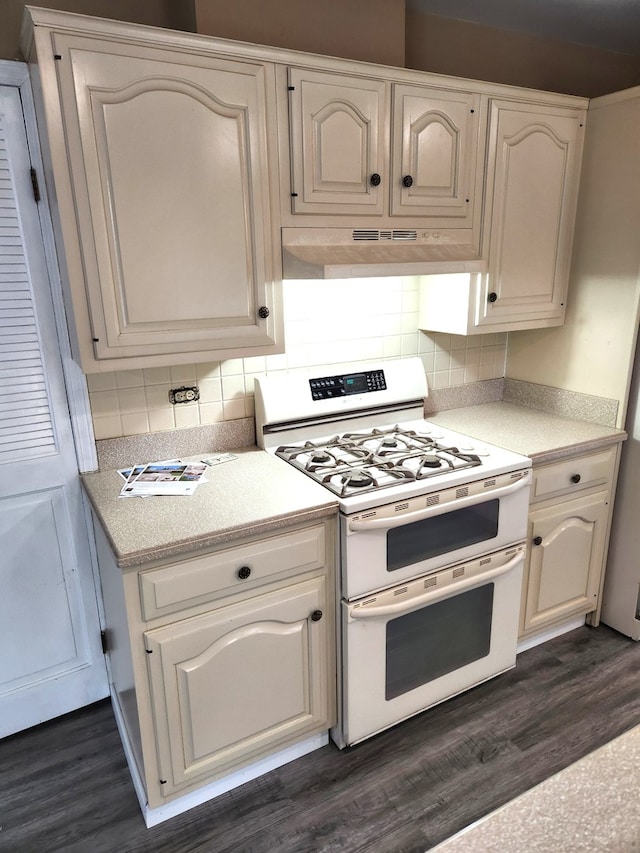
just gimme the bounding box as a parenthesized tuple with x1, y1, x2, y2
(309, 369, 387, 400)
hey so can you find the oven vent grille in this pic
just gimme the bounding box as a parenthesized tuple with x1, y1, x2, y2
(361, 596, 378, 607)
(452, 566, 465, 579)
(361, 510, 377, 519)
(426, 494, 440, 506)
(480, 557, 491, 566)
(352, 229, 418, 242)
(456, 487, 469, 499)
(394, 586, 408, 597)
(424, 576, 437, 589)
(395, 502, 410, 512)
(484, 478, 497, 488)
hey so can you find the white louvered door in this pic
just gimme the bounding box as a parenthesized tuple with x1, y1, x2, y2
(0, 70, 108, 737)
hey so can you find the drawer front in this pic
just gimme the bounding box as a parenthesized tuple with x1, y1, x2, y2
(532, 447, 616, 502)
(140, 524, 326, 621)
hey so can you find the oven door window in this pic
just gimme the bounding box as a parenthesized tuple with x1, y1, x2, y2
(385, 583, 493, 700)
(387, 499, 499, 572)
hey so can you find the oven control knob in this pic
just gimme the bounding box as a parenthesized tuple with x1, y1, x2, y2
(237, 565, 252, 580)
(570, 473, 581, 484)
(533, 536, 543, 546)
(311, 609, 323, 622)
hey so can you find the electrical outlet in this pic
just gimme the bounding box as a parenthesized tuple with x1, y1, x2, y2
(169, 385, 200, 405)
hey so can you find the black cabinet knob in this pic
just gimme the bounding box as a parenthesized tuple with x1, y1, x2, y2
(370, 173, 381, 187)
(533, 536, 543, 546)
(311, 609, 323, 622)
(488, 292, 498, 303)
(237, 565, 251, 580)
(570, 474, 581, 484)
(258, 306, 270, 319)
(402, 175, 413, 188)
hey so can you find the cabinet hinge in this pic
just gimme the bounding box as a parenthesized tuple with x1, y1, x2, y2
(53, 54, 62, 60)
(30, 167, 41, 203)
(100, 630, 108, 654)
(287, 85, 295, 91)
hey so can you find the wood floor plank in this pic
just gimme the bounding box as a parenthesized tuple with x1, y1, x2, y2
(0, 625, 638, 853)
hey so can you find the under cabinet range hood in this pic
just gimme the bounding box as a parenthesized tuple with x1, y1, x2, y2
(281, 227, 487, 279)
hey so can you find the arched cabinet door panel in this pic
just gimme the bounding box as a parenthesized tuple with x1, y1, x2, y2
(523, 491, 608, 633)
(480, 100, 585, 329)
(391, 85, 482, 226)
(144, 576, 329, 795)
(288, 67, 387, 215)
(31, 29, 282, 369)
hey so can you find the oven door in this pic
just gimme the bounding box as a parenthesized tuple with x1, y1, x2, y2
(341, 468, 531, 599)
(334, 545, 524, 748)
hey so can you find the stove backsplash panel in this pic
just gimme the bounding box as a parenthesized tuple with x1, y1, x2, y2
(87, 277, 507, 441)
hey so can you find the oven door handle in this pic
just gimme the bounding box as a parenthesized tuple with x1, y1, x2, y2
(348, 473, 530, 531)
(349, 552, 523, 620)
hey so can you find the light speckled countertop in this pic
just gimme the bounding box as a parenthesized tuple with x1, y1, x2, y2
(428, 402, 626, 464)
(432, 723, 640, 852)
(82, 447, 338, 568)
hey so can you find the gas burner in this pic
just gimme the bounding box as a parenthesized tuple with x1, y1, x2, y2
(419, 454, 442, 469)
(340, 469, 373, 489)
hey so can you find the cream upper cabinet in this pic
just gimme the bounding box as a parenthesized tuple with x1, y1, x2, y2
(390, 85, 480, 226)
(419, 99, 586, 335)
(286, 68, 483, 234)
(287, 68, 387, 215)
(480, 100, 585, 330)
(26, 15, 283, 372)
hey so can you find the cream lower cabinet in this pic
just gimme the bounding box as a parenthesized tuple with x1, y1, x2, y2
(25, 10, 283, 372)
(93, 516, 336, 817)
(145, 576, 329, 796)
(519, 446, 620, 639)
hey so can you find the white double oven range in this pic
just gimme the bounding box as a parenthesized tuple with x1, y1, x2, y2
(255, 358, 531, 748)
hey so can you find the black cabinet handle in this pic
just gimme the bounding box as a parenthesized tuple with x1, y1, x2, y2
(311, 609, 323, 622)
(402, 175, 413, 188)
(237, 565, 251, 580)
(533, 536, 542, 546)
(258, 306, 270, 319)
(370, 173, 381, 187)
(488, 292, 498, 303)
(570, 474, 581, 484)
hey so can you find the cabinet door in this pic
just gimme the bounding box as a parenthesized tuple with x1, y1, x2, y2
(288, 68, 387, 215)
(144, 576, 330, 795)
(45, 34, 281, 367)
(391, 85, 482, 228)
(523, 491, 608, 633)
(480, 100, 585, 330)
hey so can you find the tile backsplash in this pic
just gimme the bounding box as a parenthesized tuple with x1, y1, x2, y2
(87, 277, 508, 440)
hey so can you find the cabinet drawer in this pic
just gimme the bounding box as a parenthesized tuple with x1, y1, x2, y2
(139, 524, 326, 621)
(532, 447, 616, 502)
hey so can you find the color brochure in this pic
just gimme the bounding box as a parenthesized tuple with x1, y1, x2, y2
(118, 459, 207, 497)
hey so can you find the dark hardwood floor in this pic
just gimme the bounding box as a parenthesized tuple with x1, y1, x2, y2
(1, 624, 638, 853)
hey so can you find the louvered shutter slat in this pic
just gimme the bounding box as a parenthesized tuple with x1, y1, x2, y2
(0, 113, 55, 463)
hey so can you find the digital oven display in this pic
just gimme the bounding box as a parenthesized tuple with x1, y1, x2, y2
(309, 369, 387, 400)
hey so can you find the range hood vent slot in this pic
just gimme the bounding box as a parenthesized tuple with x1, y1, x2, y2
(352, 229, 418, 242)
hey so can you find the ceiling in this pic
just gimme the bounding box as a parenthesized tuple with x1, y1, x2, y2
(408, 0, 640, 56)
